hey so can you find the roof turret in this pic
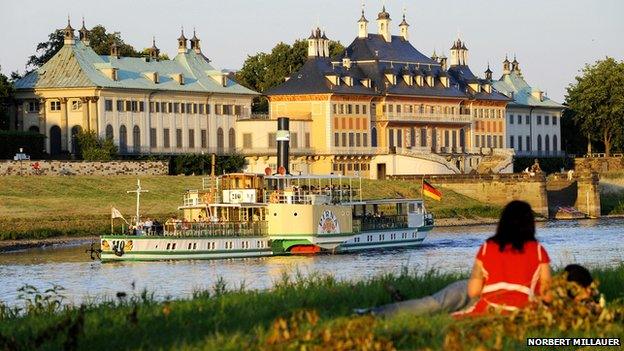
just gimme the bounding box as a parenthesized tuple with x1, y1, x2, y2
(377, 6, 391, 20)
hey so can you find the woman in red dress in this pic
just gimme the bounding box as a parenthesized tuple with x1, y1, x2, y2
(456, 201, 552, 316)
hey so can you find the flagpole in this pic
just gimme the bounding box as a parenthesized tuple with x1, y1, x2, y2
(111, 208, 114, 234)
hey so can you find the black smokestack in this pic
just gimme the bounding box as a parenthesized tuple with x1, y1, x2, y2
(276, 117, 290, 175)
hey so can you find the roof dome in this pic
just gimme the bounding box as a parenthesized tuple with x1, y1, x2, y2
(377, 6, 391, 20)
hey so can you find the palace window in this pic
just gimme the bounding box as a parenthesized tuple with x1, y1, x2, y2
(509, 114, 514, 124)
(363, 105, 367, 114)
(363, 133, 368, 147)
(348, 133, 354, 147)
(27, 101, 39, 113)
(180, 103, 185, 113)
(334, 133, 340, 147)
(397, 130, 403, 147)
(223, 105, 232, 115)
(510, 136, 515, 148)
(356, 133, 361, 147)
(149, 102, 155, 113)
(173, 103, 180, 113)
(291, 132, 298, 149)
(201, 130, 207, 148)
(553, 116, 558, 125)
(243, 133, 252, 148)
(49, 100, 61, 111)
(215, 104, 222, 115)
(305, 133, 310, 148)
(342, 133, 347, 147)
(545, 115, 550, 125)
(518, 136, 523, 151)
(193, 104, 198, 114)
(155, 101, 161, 113)
(198, 104, 204, 114)
(139, 101, 144, 112)
(163, 128, 170, 148)
(150, 128, 157, 148)
(347, 104, 353, 114)
(268, 133, 276, 148)
(355, 105, 360, 114)
(396, 105, 401, 113)
(71, 100, 82, 111)
(176, 129, 182, 148)
(104, 99, 113, 112)
(187, 103, 193, 114)
(537, 115, 542, 125)
(188, 129, 195, 148)
(206, 104, 211, 114)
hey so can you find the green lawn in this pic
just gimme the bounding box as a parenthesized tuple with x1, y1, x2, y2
(1, 265, 622, 350)
(0, 176, 501, 240)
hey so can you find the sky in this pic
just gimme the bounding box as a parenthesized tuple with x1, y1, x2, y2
(0, 0, 621, 102)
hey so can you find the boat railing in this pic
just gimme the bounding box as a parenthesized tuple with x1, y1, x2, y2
(264, 188, 362, 205)
(154, 221, 268, 237)
(353, 215, 409, 232)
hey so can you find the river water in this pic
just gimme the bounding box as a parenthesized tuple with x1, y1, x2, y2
(1, 219, 623, 307)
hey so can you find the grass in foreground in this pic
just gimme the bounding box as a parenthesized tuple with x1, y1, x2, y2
(0, 176, 501, 241)
(1, 265, 623, 350)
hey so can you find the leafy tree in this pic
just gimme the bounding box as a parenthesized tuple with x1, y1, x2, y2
(236, 39, 345, 113)
(26, 25, 142, 71)
(565, 57, 624, 156)
(0, 66, 14, 130)
(75, 130, 118, 161)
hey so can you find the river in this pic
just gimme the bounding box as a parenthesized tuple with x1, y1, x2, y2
(1, 218, 623, 307)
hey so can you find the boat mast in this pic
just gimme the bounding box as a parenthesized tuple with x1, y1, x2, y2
(127, 179, 149, 224)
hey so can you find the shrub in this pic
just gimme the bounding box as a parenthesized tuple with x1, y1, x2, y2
(0, 131, 46, 159)
(75, 130, 117, 161)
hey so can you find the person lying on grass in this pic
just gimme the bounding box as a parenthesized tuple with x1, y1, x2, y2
(357, 264, 594, 318)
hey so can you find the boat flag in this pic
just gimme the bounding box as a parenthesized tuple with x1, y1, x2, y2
(111, 207, 125, 220)
(422, 180, 442, 201)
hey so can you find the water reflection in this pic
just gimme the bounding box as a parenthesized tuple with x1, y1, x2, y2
(1, 218, 623, 307)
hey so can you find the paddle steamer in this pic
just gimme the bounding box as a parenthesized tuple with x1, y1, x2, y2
(100, 118, 434, 262)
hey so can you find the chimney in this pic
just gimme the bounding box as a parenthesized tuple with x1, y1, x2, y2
(276, 117, 290, 175)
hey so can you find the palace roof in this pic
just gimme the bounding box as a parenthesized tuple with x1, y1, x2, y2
(447, 65, 510, 102)
(493, 71, 563, 109)
(267, 33, 505, 103)
(15, 41, 258, 95)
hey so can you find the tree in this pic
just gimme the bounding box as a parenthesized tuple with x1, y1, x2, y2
(0, 66, 14, 130)
(26, 25, 142, 71)
(236, 39, 345, 113)
(75, 130, 118, 161)
(565, 57, 624, 156)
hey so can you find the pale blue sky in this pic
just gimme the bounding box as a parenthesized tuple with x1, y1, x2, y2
(0, 0, 621, 102)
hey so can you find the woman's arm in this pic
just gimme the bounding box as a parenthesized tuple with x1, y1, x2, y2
(467, 259, 485, 298)
(538, 263, 552, 302)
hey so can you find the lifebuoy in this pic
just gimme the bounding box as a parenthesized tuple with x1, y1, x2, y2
(202, 192, 213, 204)
(269, 191, 280, 203)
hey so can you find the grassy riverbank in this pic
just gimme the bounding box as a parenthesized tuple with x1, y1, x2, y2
(600, 171, 624, 215)
(1, 265, 623, 350)
(0, 176, 501, 241)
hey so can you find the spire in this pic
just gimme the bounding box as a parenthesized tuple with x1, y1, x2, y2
(376, 5, 391, 42)
(431, 49, 439, 62)
(357, 2, 369, 38)
(63, 16, 75, 45)
(485, 63, 493, 80)
(178, 27, 188, 53)
(148, 36, 160, 60)
(190, 28, 201, 53)
(399, 9, 409, 41)
(511, 55, 521, 75)
(78, 17, 90, 46)
(503, 55, 511, 75)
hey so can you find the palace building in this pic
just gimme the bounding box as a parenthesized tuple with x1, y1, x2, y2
(493, 57, 564, 157)
(253, 6, 513, 178)
(13, 19, 257, 156)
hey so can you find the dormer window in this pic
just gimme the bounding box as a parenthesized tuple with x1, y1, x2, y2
(171, 73, 184, 85)
(426, 76, 434, 87)
(441, 76, 450, 88)
(385, 73, 396, 85)
(361, 78, 371, 88)
(469, 82, 481, 93)
(326, 74, 340, 86)
(483, 83, 492, 93)
(403, 75, 413, 86)
(415, 76, 424, 87)
(342, 76, 353, 86)
(144, 72, 159, 84)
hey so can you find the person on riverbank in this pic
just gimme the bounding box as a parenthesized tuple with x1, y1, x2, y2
(454, 200, 552, 316)
(360, 264, 594, 318)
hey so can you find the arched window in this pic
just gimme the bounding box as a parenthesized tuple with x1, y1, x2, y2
(410, 127, 416, 147)
(371, 127, 377, 147)
(537, 135, 542, 151)
(105, 124, 114, 140)
(388, 129, 394, 148)
(71, 126, 82, 156)
(228, 128, 236, 150)
(119, 125, 127, 153)
(28, 126, 40, 133)
(133, 126, 141, 153)
(553, 135, 558, 152)
(217, 128, 224, 151)
(545, 134, 550, 153)
(459, 129, 466, 150)
(50, 126, 62, 156)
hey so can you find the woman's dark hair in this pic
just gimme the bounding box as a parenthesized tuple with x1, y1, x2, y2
(488, 200, 536, 252)
(564, 264, 593, 288)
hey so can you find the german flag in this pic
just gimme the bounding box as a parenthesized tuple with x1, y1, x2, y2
(423, 180, 442, 201)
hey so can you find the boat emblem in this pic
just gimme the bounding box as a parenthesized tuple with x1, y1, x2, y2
(318, 210, 340, 234)
(101, 240, 110, 251)
(124, 240, 133, 252)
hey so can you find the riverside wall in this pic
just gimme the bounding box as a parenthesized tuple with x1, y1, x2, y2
(575, 156, 624, 173)
(0, 160, 168, 176)
(390, 173, 601, 218)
